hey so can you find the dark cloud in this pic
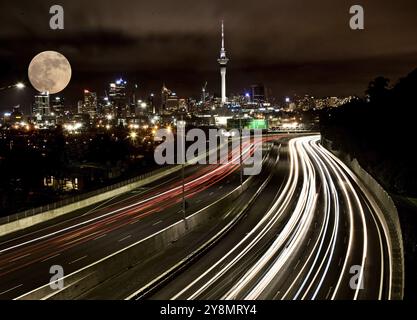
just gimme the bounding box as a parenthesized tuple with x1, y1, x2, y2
(1, 0, 417, 112)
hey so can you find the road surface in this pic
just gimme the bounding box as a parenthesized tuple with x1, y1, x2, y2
(149, 135, 393, 300)
(0, 134, 395, 300)
(0, 137, 271, 299)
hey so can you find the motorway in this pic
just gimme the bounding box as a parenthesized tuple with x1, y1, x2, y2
(0, 134, 395, 300)
(0, 137, 269, 299)
(148, 135, 393, 300)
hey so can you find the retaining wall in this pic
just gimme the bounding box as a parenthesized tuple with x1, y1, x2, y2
(322, 137, 404, 300)
(17, 175, 251, 300)
(0, 166, 182, 237)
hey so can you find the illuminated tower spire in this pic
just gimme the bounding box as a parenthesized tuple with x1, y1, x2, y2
(218, 20, 229, 105)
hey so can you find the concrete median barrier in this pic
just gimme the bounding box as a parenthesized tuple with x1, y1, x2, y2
(0, 165, 183, 237)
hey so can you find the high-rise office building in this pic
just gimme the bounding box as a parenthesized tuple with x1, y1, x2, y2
(33, 93, 50, 116)
(51, 96, 65, 116)
(109, 79, 128, 118)
(250, 84, 268, 104)
(161, 85, 179, 113)
(148, 93, 155, 114)
(81, 90, 98, 118)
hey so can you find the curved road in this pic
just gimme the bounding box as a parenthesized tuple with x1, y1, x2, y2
(149, 135, 394, 300)
(0, 134, 395, 300)
(0, 137, 271, 299)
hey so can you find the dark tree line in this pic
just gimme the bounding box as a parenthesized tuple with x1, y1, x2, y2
(320, 68, 417, 196)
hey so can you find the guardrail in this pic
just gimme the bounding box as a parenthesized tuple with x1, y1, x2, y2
(0, 139, 232, 236)
(0, 165, 174, 227)
(267, 129, 316, 133)
(16, 143, 277, 300)
(322, 137, 404, 300)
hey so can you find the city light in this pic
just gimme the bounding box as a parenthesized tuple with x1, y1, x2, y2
(129, 131, 138, 140)
(116, 78, 127, 85)
(282, 122, 299, 129)
(64, 122, 82, 133)
(0, 10, 411, 303)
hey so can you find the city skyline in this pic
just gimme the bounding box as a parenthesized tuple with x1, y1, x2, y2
(1, 0, 417, 112)
(0, 0, 416, 304)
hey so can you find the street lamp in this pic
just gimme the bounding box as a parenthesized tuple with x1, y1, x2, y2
(178, 115, 188, 230)
(0, 82, 26, 92)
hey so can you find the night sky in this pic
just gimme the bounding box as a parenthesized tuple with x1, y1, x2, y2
(1, 0, 417, 113)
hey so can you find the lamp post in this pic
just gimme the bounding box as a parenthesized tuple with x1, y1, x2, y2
(0, 82, 25, 92)
(178, 114, 188, 229)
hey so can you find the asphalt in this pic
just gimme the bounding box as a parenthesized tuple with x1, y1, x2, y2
(0, 134, 394, 300)
(148, 136, 393, 300)
(0, 149, 251, 299)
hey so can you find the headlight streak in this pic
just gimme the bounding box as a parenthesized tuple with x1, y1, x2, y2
(170, 139, 301, 300)
(319, 143, 391, 300)
(362, 198, 385, 300)
(168, 135, 392, 300)
(0, 140, 258, 256)
(125, 149, 277, 301)
(0, 139, 275, 284)
(312, 140, 368, 300)
(288, 137, 340, 300)
(233, 138, 318, 300)
(300, 138, 346, 300)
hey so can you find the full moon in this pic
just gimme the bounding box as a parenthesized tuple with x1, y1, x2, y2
(28, 51, 72, 94)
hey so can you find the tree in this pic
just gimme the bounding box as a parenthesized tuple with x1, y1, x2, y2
(365, 76, 390, 104)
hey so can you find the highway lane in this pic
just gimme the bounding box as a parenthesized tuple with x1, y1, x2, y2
(79, 143, 282, 299)
(149, 135, 393, 300)
(0, 136, 275, 299)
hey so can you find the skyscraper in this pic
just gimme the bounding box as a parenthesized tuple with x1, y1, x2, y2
(250, 84, 268, 104)
(161, 84, 179, 113)
(83, 90, 98, 118)
(51, 96, 65, 116)
(33, 93, 50, 117)
(218, 21, 229, 105)
(148, 93, 155, 114)
(109, 79, 128, 119)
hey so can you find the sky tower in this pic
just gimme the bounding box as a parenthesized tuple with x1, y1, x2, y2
(218, 21, 229, 105)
